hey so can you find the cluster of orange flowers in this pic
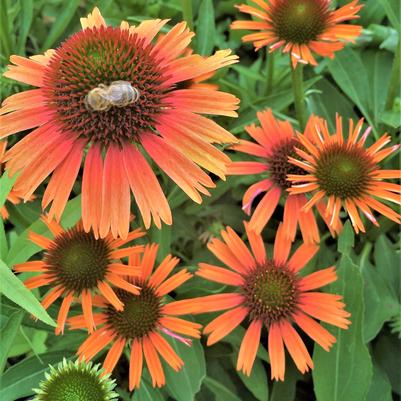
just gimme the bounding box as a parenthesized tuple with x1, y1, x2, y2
(1, 0, 400, 391)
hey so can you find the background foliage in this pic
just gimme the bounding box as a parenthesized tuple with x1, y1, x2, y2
(0, 0, 400, 400)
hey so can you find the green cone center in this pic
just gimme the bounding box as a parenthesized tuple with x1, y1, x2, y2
(243, 262, 297, 325)
(45, 228, 111, 293)
(106, 287, 161, 339)
(272, 0, 329, 44)
(42, 370, 109, 401)
(315, 143, 373, 199)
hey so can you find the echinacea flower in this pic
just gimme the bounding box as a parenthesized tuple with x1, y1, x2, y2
(190, 223, 350, 379)
(231, 0, 363, 66)
(33, 359, 118, 401)
(287, 115, 401, 233)
(14, 217, 145, 334)
(71, 244, 202, 389)
(0, 140, 23, 219)
(227, 109, 341, 242)
(0, 7, 239, 239)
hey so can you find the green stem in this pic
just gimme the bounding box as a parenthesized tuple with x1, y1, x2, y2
(266, 50, 274, 94)
(384, 35, 401, 111)
(290, 61, 307, 131)
(181, 0, 194, 31)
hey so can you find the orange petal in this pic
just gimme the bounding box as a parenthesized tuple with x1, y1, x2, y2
(236, 319, 263, 376)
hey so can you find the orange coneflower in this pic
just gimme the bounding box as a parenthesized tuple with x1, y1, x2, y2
(231, 0, 363, 66)
(287, 115, 401, 233)
(190, 223, 350, 379)
(14, 217, 145, 334)
(70, 244, 202, 390)
(227, 109, 341, 242)
(0, 140, 23, 219)
(0, 7, 239, 239)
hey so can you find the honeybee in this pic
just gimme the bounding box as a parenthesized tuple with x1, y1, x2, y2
(85, 80, 140, 112)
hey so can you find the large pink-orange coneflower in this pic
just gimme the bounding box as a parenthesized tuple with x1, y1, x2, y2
(231, 0, 363, 67)
(0, 7, 239, 239)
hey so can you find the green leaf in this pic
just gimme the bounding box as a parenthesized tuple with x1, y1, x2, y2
(16, 0, 33, 54)
(0, 259, 56, 327)
(309, 77, 358, 131)
(366, 364, 393, 401)
(203, 377, 242, 401)
(6, 195, 81, 266)
(337, 220, 354, 255)
(42, 0, 81, 49)
(313, 255, 373, 401)
(360, 245, 399, 342)
(270, 363, 300, 401)
(373, 332, 401, 395)
(0, 310, 24, 372)
(149, 224, 172, 263)
(0, 351, 73, 401)
(0, 218, 7, 260)
(0, 171, 17, 211)
(328, 48, 376, 135)
(131, 379, 164, 401)
(363, 50, 393, 126)
(165, 338, 206, 401)
(379, 0, 400, 30)
(196, 0, 216, 56)
(374, 235, 400, 298)
(236, 357, 269, 401)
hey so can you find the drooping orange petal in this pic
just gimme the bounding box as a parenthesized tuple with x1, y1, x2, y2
(103, 337, 126, 373)
(293, 311, 336, 352)
(249, 187, 281, 233)
(82, 144, 103, 236)
(279, 320, 313, 374)
(82, 289, 95, 333)
(123, 144, 171, 229)
(55, 292, 74, 335)
(237, 319, 263, 376)
(142, 336, 165, 387)
(97, 281, 124, 311)
(149, 331, 183, 371)
(100, 145, 130, 239)
(129, 338, 143, 390)
(268, 322, 285, 381)
(159, 316, 202, 338)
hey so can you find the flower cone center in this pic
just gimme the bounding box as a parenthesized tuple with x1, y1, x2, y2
(315, 144, 373, 199)
(271, 0, 329, 44)
(44, 26, 167, 147)
(42, 370, 108, 401)
(106, 287, 161, 339)
(45, 228, 111, 293)
(267, 138, 305, 189)
(243, 262, 298, 325)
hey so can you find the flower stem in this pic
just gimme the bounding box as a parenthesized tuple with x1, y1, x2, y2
(265, 50, 274, 94)
(181, 0, 194, 31)
(384, 35, 401, 111)
(290, 62, 307, 131)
